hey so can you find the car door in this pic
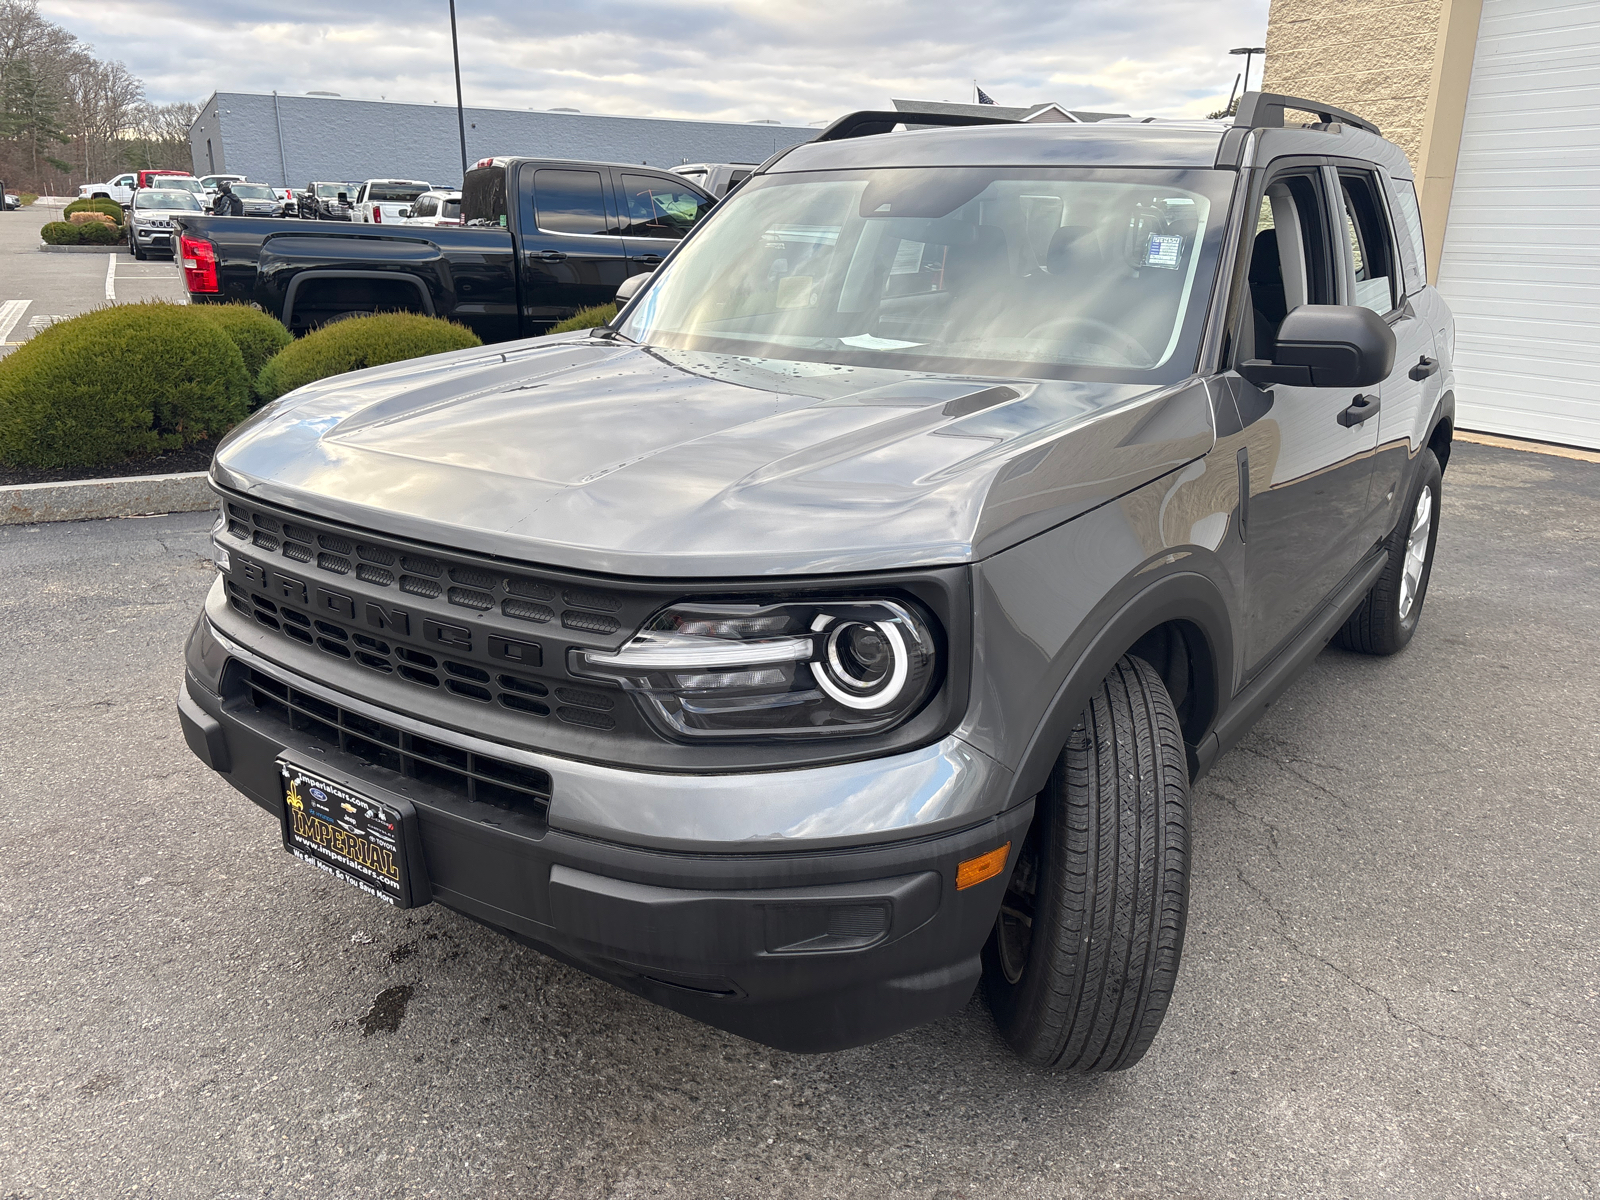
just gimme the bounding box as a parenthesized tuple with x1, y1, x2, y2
(611, 171, 714, 275)
(518, 164, 629, 328)
(1230, 162, 1381, 674)
(1335, 164, 1441, 546)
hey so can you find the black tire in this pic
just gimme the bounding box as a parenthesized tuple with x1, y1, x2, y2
(1334, 448, 1442, 656)
(133, 242, 145, 261)
(982, 654, 1191, 1072)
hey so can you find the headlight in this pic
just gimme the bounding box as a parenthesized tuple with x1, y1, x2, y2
(574, 598, 939, 740)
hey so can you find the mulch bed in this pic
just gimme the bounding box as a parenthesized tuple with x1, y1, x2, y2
(0, 439, 218, 487)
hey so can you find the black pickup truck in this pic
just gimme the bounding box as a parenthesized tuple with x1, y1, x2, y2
(174, 157, 714, 337)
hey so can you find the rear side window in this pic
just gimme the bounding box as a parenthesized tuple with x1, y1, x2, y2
(534, 169, 610, 236)
(1338, 170, 1399, 315)
(1389, 178, 1427, 293)
(461, 168, 507, 227)
(618, 174, 712, 239)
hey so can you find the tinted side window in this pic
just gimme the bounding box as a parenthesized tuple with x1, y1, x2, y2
(618, 174, 712, 239)
(1339, 170, 1399, 314)
(1390, 177, 1427, 293)
(461, 167, 508, 228)
(415, 196, 436, 217)
(534, 169, 610, 236)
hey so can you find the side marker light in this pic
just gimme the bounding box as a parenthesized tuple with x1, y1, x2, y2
(956, 842, 1011, 891)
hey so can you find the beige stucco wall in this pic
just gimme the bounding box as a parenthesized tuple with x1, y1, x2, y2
(1264, 0, 1484, 282)
(1263, 0, 1445, 168)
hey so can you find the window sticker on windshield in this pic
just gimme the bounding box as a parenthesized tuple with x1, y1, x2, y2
(840, 334, 924, 350)
(1147, 235, 1182, 269)
(890, 240, 925, 275)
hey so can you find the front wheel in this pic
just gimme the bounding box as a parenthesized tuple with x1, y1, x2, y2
(1335, 448, 1442, 656)
(983, 654, 1191, 1072)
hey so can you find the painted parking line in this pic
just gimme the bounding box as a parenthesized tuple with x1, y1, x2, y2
(0, 299, 30, 342)
(105, 254, 117, 302)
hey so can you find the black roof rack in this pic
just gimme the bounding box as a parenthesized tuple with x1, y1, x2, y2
(1231, 91, 1381, 137)
(813, 109, 1018, 143)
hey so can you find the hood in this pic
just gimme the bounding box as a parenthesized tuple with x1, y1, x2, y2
(213, 339, 1215, 577)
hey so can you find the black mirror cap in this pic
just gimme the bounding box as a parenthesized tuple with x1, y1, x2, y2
(1240, 304, 1397, 389)
(614, 270, 653, 306)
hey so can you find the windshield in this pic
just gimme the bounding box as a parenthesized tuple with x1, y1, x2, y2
(136, 190, 202, 210)
(621, 167, 1233, 382)
(153, 177, 202, 193)
(233, 184, 275, 200)
(314, 184, 347, 199)
(370, 183, 428, 203)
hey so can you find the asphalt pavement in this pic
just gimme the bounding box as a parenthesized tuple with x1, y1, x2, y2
(0, 440, 1595, 1200)
(0, 202, 187, 358)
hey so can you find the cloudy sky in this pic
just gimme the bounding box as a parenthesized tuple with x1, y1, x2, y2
(39, 0, 1269, 124)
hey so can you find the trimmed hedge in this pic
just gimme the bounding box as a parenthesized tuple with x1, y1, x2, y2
(0, 303, 249, 469)
(257, 312, 483, 402)
(77, 221, 120, 245)
(64, 197, 123, 223)
(40, 221, 82, 245)
(193, 304, 291, 404)
(547, 304, 617, 335)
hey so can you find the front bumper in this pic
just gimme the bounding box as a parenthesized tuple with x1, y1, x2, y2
(179, 613, 1031, 1052)
(132, 223, 172, 249)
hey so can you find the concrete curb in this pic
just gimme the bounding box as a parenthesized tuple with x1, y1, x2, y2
(37, 242, 124, 254)
(2, 471, 213, 525)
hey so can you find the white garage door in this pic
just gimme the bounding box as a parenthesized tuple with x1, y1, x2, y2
(1435, 0, 1600, 449)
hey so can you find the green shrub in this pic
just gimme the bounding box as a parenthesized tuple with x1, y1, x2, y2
(64, 197, 123, 223)
(546, 304, 617, 335)
(40, 221, 81, 245)
(0, 303, 249, 469)
(20, 193, 38, 206)
(193, 303, 291, 404)
(76, 220, 120, 245)
(257, 312, 483, 402)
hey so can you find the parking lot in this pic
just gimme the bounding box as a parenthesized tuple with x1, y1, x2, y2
(0, 438, 1595, 1199)
(0, 204, 186, 358)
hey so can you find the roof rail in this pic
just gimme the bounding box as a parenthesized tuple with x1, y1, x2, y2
(812, 109, 1018, 143)
(1231, 90, 1381, 137)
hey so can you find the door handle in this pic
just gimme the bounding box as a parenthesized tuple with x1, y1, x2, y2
(1337, 394, 1381, 428)
(537, 250, 567, 262)
(1409, 355, 1440, 381)
(633, 253, 662, 264)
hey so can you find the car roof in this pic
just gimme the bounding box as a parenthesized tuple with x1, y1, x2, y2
(774, 122, 1228, 172)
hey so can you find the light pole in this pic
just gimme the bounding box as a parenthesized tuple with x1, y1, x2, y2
(1230, 46, 1267, 97)
(450, 0, 468, 178)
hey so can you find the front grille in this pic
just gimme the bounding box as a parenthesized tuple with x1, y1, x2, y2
(227, 663, 551, 828)
(214, 496, 651, 735)
(223, 578, 619, 730)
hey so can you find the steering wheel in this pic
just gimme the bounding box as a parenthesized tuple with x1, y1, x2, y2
(1026, 314, 1154, 368)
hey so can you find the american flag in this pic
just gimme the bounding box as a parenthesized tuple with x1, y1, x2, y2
(975, 85, 996, 105)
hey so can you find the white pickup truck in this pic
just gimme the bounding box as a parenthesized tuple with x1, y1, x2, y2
(79, 172, 138, 206)
(353, 179, 431, 225)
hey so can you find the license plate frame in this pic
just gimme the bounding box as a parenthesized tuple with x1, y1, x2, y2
(278, 757, 429, 908)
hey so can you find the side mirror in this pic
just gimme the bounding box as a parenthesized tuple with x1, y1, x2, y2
(615, 270, 653, 306)
(399, 208, 412, 218)
(1239, 304, 1396, 389)
(337, 193, 348, 204)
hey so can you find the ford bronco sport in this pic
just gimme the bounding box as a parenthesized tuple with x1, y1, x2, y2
(179, 93, 1455, 1071)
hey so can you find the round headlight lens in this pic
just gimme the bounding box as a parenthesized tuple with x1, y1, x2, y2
(811, 614, 912, 710)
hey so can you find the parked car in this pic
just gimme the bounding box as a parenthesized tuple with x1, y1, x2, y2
(400, 189, 462, 226)
(149, 175, 206, 203)
(137, 168, 192, 190)
(199, 173, 247, 204)
(177, 94, 1455, 1067)
(2, 191, 18, 211)
(173, 157, 714, 335)
(274, 188, 299, 218)
(128, 187, 204, 259)
(225, 182, 285, 217)
(353, 179, 431, 224)
(300, 181, 356, 221)
(670, 161, 757, 198)
(80, 172, 138, 205)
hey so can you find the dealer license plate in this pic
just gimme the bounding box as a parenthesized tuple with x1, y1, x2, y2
(279, 761, 425, 907)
